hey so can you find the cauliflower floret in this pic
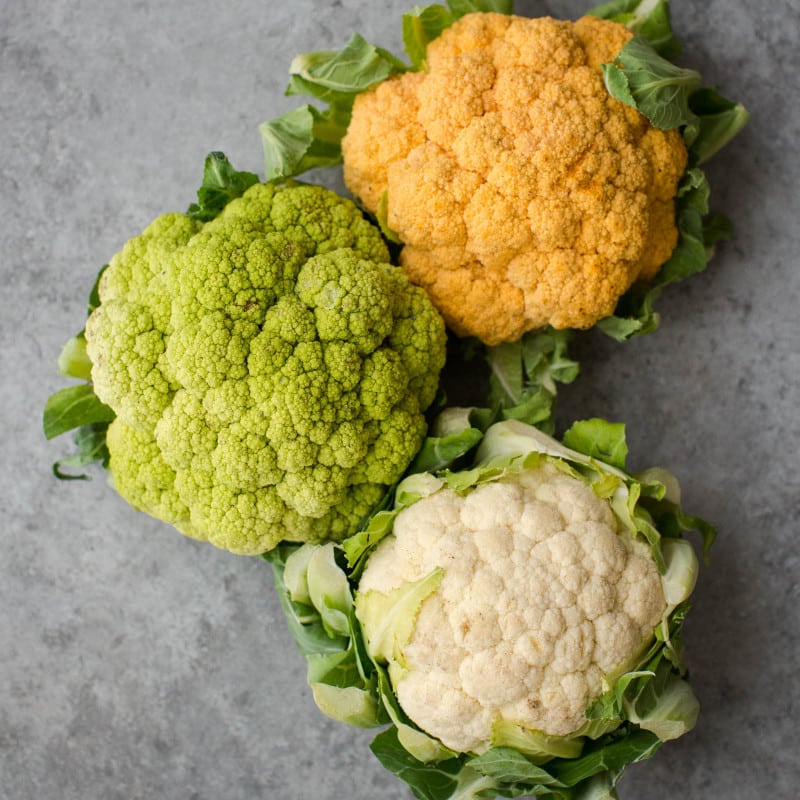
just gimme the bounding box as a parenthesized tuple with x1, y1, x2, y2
(85, 183, 446, 555)
(356, 461, 666, 753)
(341, 14, 688, 344)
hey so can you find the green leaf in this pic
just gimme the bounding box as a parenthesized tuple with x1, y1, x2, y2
(186, 151, 259, 222)
(523, 330, 579, 387)
(488, 340, 524, 408)
(549, 730, 661, 787)
(601, 36, 702, 130)
(585, 671, 654, 721)
(588, 0, 679, 59)
(628, 1, 679, 59)
(306, 645, 362, 687)
(270, 33, 406, 182)
(487, 329, 578, 432)
(287, 33, 407, 101)
(447, 0, 513, 17)
(342, 509, 397, 569)
(282, 543, 316, 605)
(569, 771, 621, 800)
(57, 334, 92, 381)
(659, 538, 699, 610)
(597, 168, 719, 341)
(408, 427, 483, 474)
(595, 303, 658, 341)
(625, 661, 699, 741)
(267, 546, 387, 729)
(586, 0, 643, 16)
(375, 190, 403, 244)
(49, 262, 115, 477)
(611, 485, 666, 572)
(403, 5, 455, 69)
(375, 668, 458, 764)
(370, 727, 468, 800)
(703, 213, 732, 248)
(651, 504, 717, 562)
(260, 104, 346, 182)
(490, 720, 584, 762)
(591, 19, 746, 343)
(310, 681, 383, 728)
(87, 264, 108, 317)
(601, 61, 637, 107)
(562, 419, 628, 470)
(657, 169, 710, 284)
(52, 422, 110, 480)
(370, 727, 510, 800)
(688, 87, 750, 165)
(371, 726, 572, 800)
(467, 748, 565, 787)
(43, 384, 115, 440)
(306, 543, 354, 638)
(473, 421, 602, 478)
(265, 546, 350, 658)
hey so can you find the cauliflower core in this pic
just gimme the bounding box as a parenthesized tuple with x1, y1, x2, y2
(85, 183, 446, 555)
(341, 14, 688, 344)
(356, 462, 666, 753)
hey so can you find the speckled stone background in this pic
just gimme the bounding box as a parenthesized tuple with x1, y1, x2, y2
(2, 1, 798, 798)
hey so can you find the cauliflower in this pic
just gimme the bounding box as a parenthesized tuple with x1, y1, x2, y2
(341, 13, 688, 344)
(356, 460, 665, 752)
(272, 417, 708, 798)
(84, 181, 446, 555)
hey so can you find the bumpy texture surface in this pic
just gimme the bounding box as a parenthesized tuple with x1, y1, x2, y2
(85, 183, 446, 555)
(357, 463, 665, 752)
(342, 14, 688, 344)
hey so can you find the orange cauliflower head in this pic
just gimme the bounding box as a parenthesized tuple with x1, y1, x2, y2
(341, 14, 688, 345)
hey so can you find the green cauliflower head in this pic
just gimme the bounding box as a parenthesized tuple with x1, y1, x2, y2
(85, 182, 446, 554)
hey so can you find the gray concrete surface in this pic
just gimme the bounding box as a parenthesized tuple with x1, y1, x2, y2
(2, 0, 798, 798)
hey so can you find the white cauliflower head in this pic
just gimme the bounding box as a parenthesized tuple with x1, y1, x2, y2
(355, 461, 666, 754)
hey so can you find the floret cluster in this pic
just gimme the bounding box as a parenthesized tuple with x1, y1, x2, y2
(86, 182, 446, 554)
(342, 14, 687, 343)
(358, 461, 665, 751)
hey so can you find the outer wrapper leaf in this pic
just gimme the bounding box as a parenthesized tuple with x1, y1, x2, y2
(265, 544, 387, 730)
(261, 104, 348, 181)
(286, 33, 407, 100)
(57, 334, 93, 381)
(43, 384, 114, 440)
(186, 152, 258, 221)
(261, 34, 407, 182)
(403, 5, 455, 69)
(601, 36, 702, 133)
(45, 339, 115, 478)
(548, 730, 661, 787)
(688, 87, 750, 165)
(487, 329, 579, 432)
(588, 0, 679, 58)
(370, 728, 473, 800)
(562, 419, 627, 469)
(448, 0, 513, 15)
(598, 168, 722, 340)
(51, 422, 111, 481)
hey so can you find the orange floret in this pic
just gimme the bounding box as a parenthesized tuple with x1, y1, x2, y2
(341, 13, 688, 345)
